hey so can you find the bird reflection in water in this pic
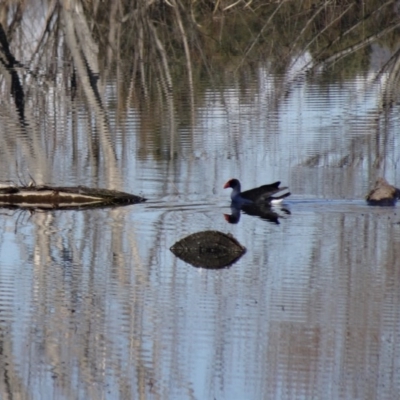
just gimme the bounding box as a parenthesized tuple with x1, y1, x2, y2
(224, 203, 291, 224)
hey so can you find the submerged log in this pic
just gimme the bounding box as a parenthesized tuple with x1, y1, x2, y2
(170, 230, 246, 269)
(0, 185, 146, 209)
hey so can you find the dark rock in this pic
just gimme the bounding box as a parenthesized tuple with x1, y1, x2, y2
(366, 177, 400, 206)
(170, 230, 246, 269)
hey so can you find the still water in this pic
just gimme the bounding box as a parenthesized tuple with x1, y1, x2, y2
(1, 2, 400, 400)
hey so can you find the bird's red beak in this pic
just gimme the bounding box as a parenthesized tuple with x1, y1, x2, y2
(223, 181, 230, 189)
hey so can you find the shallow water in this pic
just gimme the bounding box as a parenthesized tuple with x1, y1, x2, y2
(3, 197, 400, 399)
(1, 2, 400, 399)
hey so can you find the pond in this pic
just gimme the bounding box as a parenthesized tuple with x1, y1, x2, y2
(0, 1, 400, 399)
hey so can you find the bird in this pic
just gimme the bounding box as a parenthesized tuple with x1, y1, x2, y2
(223, 178, 290, 205)
(366, 177, 400, 206)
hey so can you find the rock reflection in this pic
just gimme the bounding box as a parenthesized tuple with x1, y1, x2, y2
(224, 204, 291, 225)
(170, 230, 246, 269)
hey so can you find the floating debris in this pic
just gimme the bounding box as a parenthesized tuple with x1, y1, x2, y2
(0, 184, 146, 210)
(170, 230, 246, 269)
